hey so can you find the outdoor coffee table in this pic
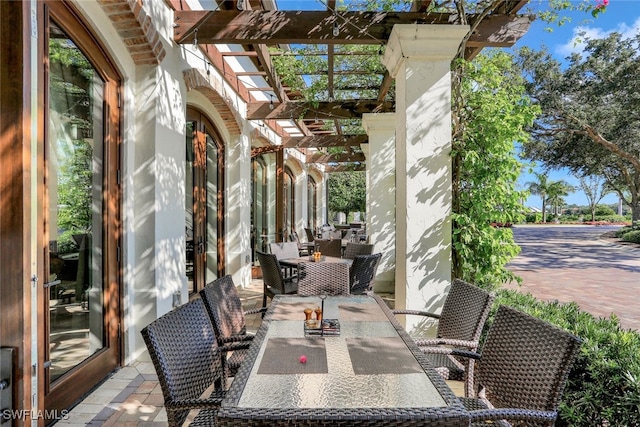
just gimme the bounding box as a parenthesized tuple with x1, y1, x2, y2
(216, 294, 469, 426)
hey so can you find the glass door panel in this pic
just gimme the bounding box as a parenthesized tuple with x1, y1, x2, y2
(47, 20, 104, 382)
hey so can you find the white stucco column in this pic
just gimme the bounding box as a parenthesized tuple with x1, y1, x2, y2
(381, 24, 469, 323)
(361, 113, 396, 293)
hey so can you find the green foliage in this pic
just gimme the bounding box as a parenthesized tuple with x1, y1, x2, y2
(327, 172, 366, 218)
(518, 32, 640, 222)
(524, 212, 542, 223)
(621, 230, 640, 244)
(451, 51, 538, 290)
(494, 289, 640, 426)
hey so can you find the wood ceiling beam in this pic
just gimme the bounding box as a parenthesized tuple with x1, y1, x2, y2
(174, 11, 529, 47)
(247, 100, 394, 120)
(410, 1, 432, 12)
(281, 134, 368, 148)
(307, 152, 366, 163)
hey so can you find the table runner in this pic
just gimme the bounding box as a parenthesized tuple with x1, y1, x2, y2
(346, 337, 424, 375)
(338, 303, 388, 322)
(257, 337, 328, 374)
(270, 300, 314, 321)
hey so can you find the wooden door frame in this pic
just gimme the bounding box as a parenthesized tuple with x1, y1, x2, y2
(39, 1, 122, 417)
(186, 107, 225, 290)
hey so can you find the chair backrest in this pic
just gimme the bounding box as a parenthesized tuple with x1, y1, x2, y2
(349, 253, 382, 294)
(476, 305, 582, 412)
(297, 262, 350, 296)
(304, 228, 315, 242)
(343, 242, 374, 259)
(199, 275, 246, 342)
(269, 241, 300, 260)
(140, 299, 226, 426)
(314, 239, 342, 258)
(256, 250, 286, 292)
(436, 279, 494, 346)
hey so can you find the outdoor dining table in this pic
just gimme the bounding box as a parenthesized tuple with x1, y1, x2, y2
(216, 294, 469, 426)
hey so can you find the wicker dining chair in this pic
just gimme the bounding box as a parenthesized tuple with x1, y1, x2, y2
(314, 239, 342, 258)
(342, 242, 375, 259)
(297, 262, 350, 296)
(256, 250, 298, 309)
(349, 253, 382, 294)
(455, 305, 582, 426)
(140, 298, 226, 426)
(199, 275, 267, 377)
(392, 278, 494, 397)
(304, 227, 316, 243)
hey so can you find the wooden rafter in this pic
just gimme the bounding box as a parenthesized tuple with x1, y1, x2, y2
(247, 100, 394, 120)
(307, 152, 366, 163)
(281, 134, 367, 148)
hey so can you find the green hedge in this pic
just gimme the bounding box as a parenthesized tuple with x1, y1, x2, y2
(492, 289, 640, 427)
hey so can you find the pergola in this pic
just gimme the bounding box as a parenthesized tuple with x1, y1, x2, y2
(170, 0, 531, 171)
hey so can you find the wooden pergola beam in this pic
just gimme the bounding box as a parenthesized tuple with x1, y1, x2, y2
(281, 134, 368, 148)
(247, 100, 394, 120)
(307, 152, 366, 163)
(324, 164, 366, 172)
(174, 11, 528, 46)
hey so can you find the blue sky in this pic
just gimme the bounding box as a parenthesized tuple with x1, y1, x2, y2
(512, 0, 640, 208)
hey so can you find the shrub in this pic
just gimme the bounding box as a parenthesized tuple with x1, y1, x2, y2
(594, 214, 627, 223)
(492, 289, 640, 427)
(615, 226, 633, 238)
(524, 212, 542, 223)
(621, 230, 640, 244)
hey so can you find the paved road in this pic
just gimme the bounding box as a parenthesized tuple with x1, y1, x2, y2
(505, 225, 640, 331)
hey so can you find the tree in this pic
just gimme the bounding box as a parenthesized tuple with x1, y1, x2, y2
(525, 172, 552, 223)
(518, 31, 640, 221)
(451, 51, 539, 290)
(546, 180, 574, 217)
(578, 174, 612, 221)
(327, 172, 366, 222)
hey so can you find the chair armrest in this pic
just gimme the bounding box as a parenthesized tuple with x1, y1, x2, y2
(422, 346, 481, 360)
(219, 334, 254, 344)
(244, 307, 268, 316)
(414, 338, 478, 350)
(220, 341, 252, 352)
(391, 309, 440, 320)
(165, 391, 226, 411)
(469, 408, 557, 424)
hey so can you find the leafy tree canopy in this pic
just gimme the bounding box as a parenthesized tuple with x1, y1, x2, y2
(327, 172, 366, 220)
(518, 31, 640, 220)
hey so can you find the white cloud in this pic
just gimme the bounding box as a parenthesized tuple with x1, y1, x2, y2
(555, 16, 640, 57)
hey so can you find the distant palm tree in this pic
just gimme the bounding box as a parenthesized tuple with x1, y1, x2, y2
(526, 172, 573, 222)
(526, 172, 551, 223)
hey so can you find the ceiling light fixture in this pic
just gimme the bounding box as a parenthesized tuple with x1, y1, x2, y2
(269, 94, 274, 110)
(332, 21, 339, 37)
(237, 0, 245, 11)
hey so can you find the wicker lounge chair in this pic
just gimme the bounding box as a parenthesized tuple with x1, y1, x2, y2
(456, 305, 582, 426)
(297, 262, 350, 296)
(392, 278, 494, 396)
(199, 275, 267, 377)
(140, 298, 227, 426)
(349, 253, 382, 294)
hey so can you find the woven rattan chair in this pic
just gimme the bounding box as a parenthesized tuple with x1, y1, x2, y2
(297, 262, 350, 296)
(269, 241, 301, 278)
(314, 238, 342, 258)
(256, 250, 298, 309)
(455, 305, 582, 426)
(392, 278, 494, 396)
(304, 227, 316, 243)
(342, 242, 375, 260)
(349, 253, 382, 294)
(140, 298, 226, 426)
(199, 275, 267, 377)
